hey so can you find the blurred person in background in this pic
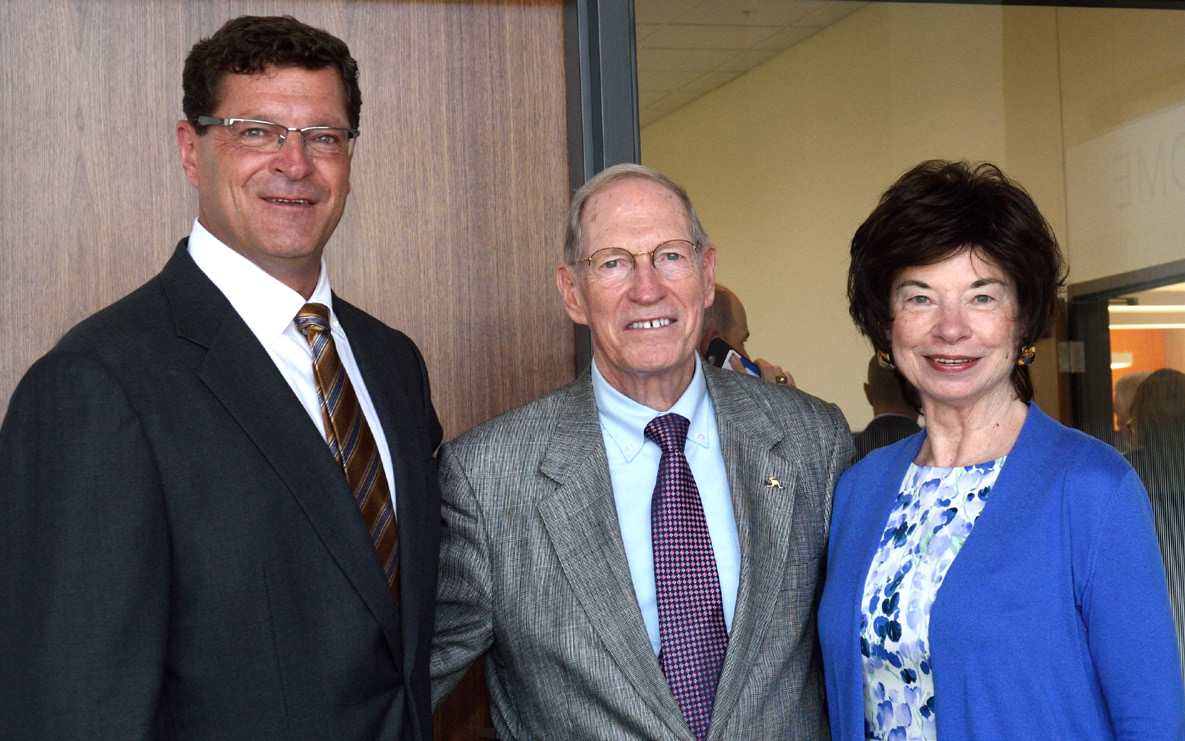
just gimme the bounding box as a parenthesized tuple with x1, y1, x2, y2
(1113, 370, 1152, 452)
(700, 284, 794, 387)
(1126, 367, 1185, 684)
(854, 354, 921, 461)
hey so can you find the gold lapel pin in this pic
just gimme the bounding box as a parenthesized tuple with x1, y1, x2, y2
(766, 476, 784, 490)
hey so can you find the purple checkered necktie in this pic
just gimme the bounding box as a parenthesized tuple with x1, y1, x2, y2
(295, 303, 400, 602)
(646, 412, 728, 741)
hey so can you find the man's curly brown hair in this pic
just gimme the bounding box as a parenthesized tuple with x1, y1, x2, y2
(182, 15, 361, 133)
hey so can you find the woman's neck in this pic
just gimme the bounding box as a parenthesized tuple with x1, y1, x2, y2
(915, 393, 1029, 468)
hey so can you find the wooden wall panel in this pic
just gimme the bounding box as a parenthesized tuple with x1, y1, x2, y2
(1, 1, 574, 738)
(0, 0, 574, 439)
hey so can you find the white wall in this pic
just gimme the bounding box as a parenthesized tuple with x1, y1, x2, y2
(641, 3, 1185, 429)
(1058, 9, 1185, 282)
(644, 3, 1022, 428)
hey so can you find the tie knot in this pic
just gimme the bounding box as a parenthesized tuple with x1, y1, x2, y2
(295, 303, 331, 337)
(645, 413, 690, 454)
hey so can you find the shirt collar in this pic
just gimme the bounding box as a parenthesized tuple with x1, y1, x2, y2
(591, 358, 712, 462)
(186, 219, 336, 343)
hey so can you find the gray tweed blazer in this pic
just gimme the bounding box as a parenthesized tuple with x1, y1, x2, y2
(431, 360, 852, 740)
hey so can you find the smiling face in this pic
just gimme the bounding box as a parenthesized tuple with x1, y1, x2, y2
(556, 177, 716, 406)
(176, 65, 352, 296)
(889, 249, 1022, 412)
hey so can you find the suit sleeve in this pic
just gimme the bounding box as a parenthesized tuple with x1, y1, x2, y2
(821, 403, 856, 535)
(1078, 466, 1185, 738)
(0, 352, 169, 738)
(429, 443, 494, 708)
(409, 337, 443, 454)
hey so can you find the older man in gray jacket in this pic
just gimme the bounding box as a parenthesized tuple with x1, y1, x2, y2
(431, 164, 852, 740)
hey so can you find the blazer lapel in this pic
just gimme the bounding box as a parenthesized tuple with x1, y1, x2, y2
(701, 366, 800, 732)
(335, 297, 439, 680)
(161, 244, 404, 659)
(536, 376, 690, 739)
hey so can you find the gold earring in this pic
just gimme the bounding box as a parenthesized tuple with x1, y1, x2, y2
(1017, 345, 1036, 366)
(876, 349, 895, 371)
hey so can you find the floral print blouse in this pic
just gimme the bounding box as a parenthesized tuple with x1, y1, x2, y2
(859, 458, 1005, 741)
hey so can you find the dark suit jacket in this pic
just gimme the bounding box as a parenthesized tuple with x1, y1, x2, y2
(853, 413, 920, 461)
(431, 362, 853, 740)
(0, 241, 442, 740)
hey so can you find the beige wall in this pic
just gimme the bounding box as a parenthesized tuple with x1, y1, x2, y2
(643, 3, 1018, 428)
(641, 2, 1185, 429)
(1059, 8, 1185, 283)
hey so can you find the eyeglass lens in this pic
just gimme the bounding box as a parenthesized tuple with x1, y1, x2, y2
(227, 120, 353, 158)
(588, 240, 698, 283)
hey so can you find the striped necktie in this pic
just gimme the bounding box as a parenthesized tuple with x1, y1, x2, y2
(295, 303, 399, 600)
(647, 412, 728, 740)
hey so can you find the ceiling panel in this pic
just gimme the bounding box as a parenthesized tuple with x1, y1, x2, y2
(679, 0, 831, 27)
(638, 68, 712, 93)
(637, 46, 740, 71)
(717, 48, 782, 72)
(644, 23, 786, 50)
(683, 70, 743, 92)
(635, 0, 712, 25)
(752, 24, 822, 51)
(635, 0, 866, 126)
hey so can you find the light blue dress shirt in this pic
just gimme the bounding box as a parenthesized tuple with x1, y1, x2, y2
(591, 359, 741, 655)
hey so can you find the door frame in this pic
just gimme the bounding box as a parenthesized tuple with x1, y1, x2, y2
(1067, 258, 1185, 440)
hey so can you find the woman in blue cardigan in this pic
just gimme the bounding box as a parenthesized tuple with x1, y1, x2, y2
(818, 160, 1185, 740)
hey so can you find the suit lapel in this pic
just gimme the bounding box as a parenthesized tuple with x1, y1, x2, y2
(161, 243, 404, 659)
(536, 376, 691, 739)
(701, 365, 799, 732)
(335, 297, 437, 680)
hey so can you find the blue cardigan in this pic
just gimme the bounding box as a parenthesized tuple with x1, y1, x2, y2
(818, 404, 1185, 740)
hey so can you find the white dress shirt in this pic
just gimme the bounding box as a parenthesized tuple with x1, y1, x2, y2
(591, 359, 741, 655)
(186, 220, 397, 512)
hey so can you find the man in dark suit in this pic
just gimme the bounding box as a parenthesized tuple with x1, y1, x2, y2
(431, 164, 852, 739)
(0, 16, 441, 739)
(854, 354, 920, 460)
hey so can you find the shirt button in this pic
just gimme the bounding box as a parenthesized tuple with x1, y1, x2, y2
(626, 444, 634, 453)
(697, 434, 705, 441)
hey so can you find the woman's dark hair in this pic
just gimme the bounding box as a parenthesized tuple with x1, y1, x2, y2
(847, 160, 1067, 407)
(183, 15, 361, 132)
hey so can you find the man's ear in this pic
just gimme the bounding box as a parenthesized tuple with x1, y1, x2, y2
(176, 120, 202, 189)
(699, 327, 721, 357)
(556, 263, 588, 326)
(864, 382, 874, 407)
(701, 243, 717, 309)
